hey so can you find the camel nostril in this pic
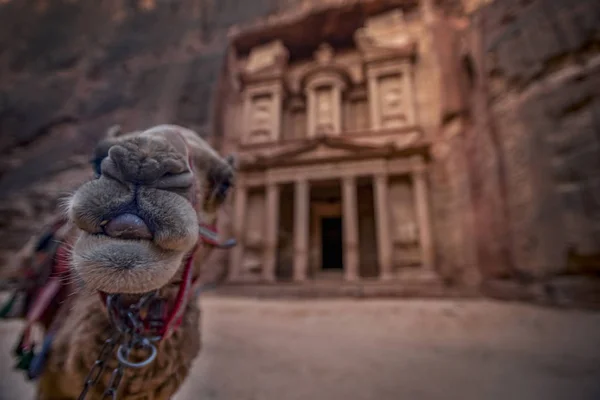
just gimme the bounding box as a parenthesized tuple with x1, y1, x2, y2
(103, 213, 153, 240)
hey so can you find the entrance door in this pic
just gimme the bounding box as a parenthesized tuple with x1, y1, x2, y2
(321, 217, 343, 270)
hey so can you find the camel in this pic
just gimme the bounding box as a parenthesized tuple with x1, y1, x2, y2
(1, 124, 236, 399)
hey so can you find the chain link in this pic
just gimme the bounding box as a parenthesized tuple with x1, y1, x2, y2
(102, 349, 128, 400)
(77, 332, 121, 400)
(78, 292, 161, 400)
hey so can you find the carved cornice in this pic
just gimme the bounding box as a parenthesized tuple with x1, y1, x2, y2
(240, 125, 424, 150)
(227, 0, 418, 55)
(238, 132, 430, 170)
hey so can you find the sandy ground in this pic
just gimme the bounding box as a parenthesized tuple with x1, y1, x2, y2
(1, 296, 600, 400)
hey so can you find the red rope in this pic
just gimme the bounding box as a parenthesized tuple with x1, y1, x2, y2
(158, 243, 198, 339)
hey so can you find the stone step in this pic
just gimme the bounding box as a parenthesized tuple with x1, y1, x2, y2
(212, 278, 477, 299)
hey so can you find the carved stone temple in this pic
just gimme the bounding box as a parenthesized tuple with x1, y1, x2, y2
(0, 0, 597, 304)
(213, 0, 600, 302)
(217, 7, 439, 286)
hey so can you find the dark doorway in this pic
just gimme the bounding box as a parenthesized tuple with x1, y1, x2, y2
(321, 217, 343, 270)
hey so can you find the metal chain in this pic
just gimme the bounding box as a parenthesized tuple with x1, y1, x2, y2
(78, 292, 161, 400)
(102, 342, 129, 400)
(78, 332, 121, 400)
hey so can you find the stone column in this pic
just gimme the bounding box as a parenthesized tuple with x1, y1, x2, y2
(293, 179, 310, 282)
(228, 185, 248, 281)
(342, 176, 359, 281)
(272, 87, 282, 142)
(332, 86, 342, 135)
(241, 91, 251, 144)
(367, 71, 381, 130)
(412, 159, 434, 270)
(402, 62, 417, 126)
(262, 183, 280, 282)
(374, 174, 393, 280)
(306, 89, 316, 138)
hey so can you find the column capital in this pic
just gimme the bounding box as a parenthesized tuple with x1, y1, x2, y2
(409, 155, 426, 170)
(265, 174, 280, 187)
(234, 179, 247, 190)
(373, 172, 389, 182)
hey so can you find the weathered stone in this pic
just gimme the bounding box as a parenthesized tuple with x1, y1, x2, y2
(0, 0, 310, 266)
(0, 78, 76, 154)
(463, 0, 600, 285)
(0, 0, 599, 306)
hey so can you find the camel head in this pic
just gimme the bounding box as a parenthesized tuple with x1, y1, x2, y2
(67, 125, 234, 294)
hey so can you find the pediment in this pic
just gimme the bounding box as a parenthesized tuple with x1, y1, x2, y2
(289, 142, 365, 162)
(244, 136, 395, 167)
(239, 129, 428, 169)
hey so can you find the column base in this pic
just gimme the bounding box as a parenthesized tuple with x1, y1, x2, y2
(293, 249, 308, 283)
(379, 272, 395, 281)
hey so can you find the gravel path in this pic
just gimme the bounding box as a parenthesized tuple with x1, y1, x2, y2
(1, 296, 600, 400)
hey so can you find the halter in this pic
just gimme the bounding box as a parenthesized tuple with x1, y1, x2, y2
(97, 147, 236, 342)
(98, 222, 236, 343)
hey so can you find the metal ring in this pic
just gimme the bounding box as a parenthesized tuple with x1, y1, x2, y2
(116, 340, 157, 369)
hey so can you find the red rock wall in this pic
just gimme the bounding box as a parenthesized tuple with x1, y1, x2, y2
(465, 0, 600, 281)
(2, 0, 598, 297)
(0, 0, 297, 273)
(429, 0, 600, 293)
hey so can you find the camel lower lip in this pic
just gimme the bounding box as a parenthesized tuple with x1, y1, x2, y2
(72, 233, 184, 294)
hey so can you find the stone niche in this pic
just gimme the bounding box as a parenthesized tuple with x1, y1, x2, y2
(388, 177, 420, 269)
(355, 9, 417, 130)
(283, 95, 306, 140)
(241, 40, 289, 145)
(344, 86, 370, 132)
(303, 43, 349, 137)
